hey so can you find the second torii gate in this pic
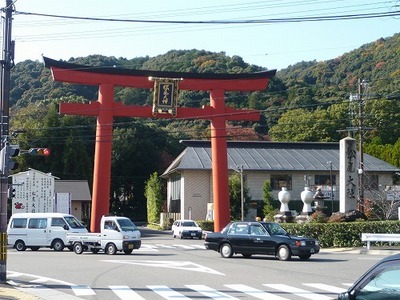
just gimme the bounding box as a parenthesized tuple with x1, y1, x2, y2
(44, 57, 276, 232)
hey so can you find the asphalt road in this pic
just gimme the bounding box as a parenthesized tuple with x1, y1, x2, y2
(5, 227, 396, 300)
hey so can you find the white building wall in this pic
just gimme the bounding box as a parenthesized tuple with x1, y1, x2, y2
(168, 169, 394, 221)
(181, 170, 211, 220)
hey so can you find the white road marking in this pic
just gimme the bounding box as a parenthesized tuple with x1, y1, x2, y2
(110, 285, 146, 300)
(102, 260, 225, 275)
(303, 283, 347, 293)
(264, 283, 332, 300)
(225, 284, 288, 300)
(148, 285, 190, 299)
(71, 284, 96, 296)
(186, 284, 239, 299)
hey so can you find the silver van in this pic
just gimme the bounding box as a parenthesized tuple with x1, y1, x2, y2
(7, 213, 88, 251)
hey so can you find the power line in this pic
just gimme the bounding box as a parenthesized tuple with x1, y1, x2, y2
(14, 10, 400, 25)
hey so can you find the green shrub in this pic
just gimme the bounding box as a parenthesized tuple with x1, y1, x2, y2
(281, 220, 400, 248)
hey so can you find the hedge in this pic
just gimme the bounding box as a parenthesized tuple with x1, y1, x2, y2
(199, 220, 400, 248)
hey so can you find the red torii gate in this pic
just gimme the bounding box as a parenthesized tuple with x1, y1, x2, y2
(44, 57, 276, 232)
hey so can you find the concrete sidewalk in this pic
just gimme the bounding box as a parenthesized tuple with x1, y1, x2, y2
(0, 281, 41, 300)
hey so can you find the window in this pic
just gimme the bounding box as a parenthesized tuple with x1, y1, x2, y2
(357, 265, 400, 298)
(170, 174, 181, 201)
(250, 224, 266, 235)
(28, 218, 47, 229)
(64, 216, 85, 229)
(315, 175, 336, 185)
(364, 174, 379, 190)
(104, 220, 118, 231)
(11, 218, 27, 229)
(228, 223, 249, 235)
(271, 175, 292, 190)
(51, 218, 67, 227)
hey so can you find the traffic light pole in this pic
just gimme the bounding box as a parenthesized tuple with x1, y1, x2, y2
(0, 0, 14, 283)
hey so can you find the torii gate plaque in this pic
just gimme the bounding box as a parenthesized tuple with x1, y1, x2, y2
(44, 57, 276, 232)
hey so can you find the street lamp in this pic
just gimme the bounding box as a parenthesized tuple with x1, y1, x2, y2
(239, 165, 244, 221)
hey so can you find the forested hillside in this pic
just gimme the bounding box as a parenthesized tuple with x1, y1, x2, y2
(8, 33, 400, 220)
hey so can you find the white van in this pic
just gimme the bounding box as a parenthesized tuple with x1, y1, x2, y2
(7, 213, 88, 251)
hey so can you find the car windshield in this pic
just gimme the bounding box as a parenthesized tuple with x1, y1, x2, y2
(64, 216, 85, 229)
(357, 266, 400, 299)
(182, 221, 197, 227)
(263, 223, 288, 236)
(117, 218, 138, 232)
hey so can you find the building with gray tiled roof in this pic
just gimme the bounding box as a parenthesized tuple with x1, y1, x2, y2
(162, 140, 399, 221)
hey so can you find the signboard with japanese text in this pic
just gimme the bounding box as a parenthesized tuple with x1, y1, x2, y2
(11, 170, 55, 214)
(151, 77, 180, 117)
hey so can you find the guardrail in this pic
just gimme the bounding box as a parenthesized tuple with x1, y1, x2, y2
(361, 233, 400, 250)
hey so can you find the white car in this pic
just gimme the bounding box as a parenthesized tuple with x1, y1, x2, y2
(172, 220, 203, 239)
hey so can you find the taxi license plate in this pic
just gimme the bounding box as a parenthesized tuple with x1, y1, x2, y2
(310, 248, 315, 253)
(128, 244, 134, 249)
(191, 233, 196, 236)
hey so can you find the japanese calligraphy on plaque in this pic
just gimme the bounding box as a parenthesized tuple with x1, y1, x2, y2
(150, 77, 180, 117)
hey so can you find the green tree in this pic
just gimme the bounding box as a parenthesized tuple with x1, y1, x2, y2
(144, 172, 164, 224)
(228, 172, 250, 220)
(262, 180, 277, 221)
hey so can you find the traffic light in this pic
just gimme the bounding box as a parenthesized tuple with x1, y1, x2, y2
(0, 144, 20, 173)
(8, 187, 15, 199)
(28, 148, 50, 156)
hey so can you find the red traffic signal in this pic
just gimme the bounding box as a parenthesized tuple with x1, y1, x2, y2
(28, 148, 50, 156)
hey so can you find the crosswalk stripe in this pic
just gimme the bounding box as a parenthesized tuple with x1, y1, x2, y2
(190, 244, 206, 249)
(71, 284, 96, 296)
(173, 244, 195, 249)
(186, 284, 239, 299)
(303, 283, 347, 293)
(110, 285, 146, 300)
(30, 278, 49, 283)
(264, 284, 332, 300)
(225, 284, 288, 300)
(148, 284, 190, 299)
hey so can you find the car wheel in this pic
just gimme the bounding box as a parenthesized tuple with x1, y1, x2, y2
(74, 242, 84, 254)
(220, 243, 233, 258)
(52, 239, 65, 251)
(277, 244, 291, 261)
(299, 253, 311, 260)
(30, 246, 40, 251)
(172, 231, 176, 238)
(15, 240, 26, 251)
(106, 243, 117, 255)
(179, 233, 183, 239)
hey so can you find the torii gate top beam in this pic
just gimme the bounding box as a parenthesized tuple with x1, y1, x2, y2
(43, 57, 276, 91)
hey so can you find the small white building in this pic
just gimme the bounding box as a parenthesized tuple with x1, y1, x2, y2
(161, 140, 400, 221)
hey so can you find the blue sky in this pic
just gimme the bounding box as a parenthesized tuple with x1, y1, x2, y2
(9, 0, 400, 70)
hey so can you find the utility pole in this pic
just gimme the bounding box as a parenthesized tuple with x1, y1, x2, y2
(357, 79, 365, 213)
(0, 0, 14, 283)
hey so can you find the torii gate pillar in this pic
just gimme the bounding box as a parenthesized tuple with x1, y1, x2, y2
(44, 57, 276, 232)
(210, 89, 230, 229)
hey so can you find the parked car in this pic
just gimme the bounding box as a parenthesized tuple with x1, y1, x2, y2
(337, 253, 400, 299)
(172, 220, 203, 239)
(204, 221, 320, 260)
